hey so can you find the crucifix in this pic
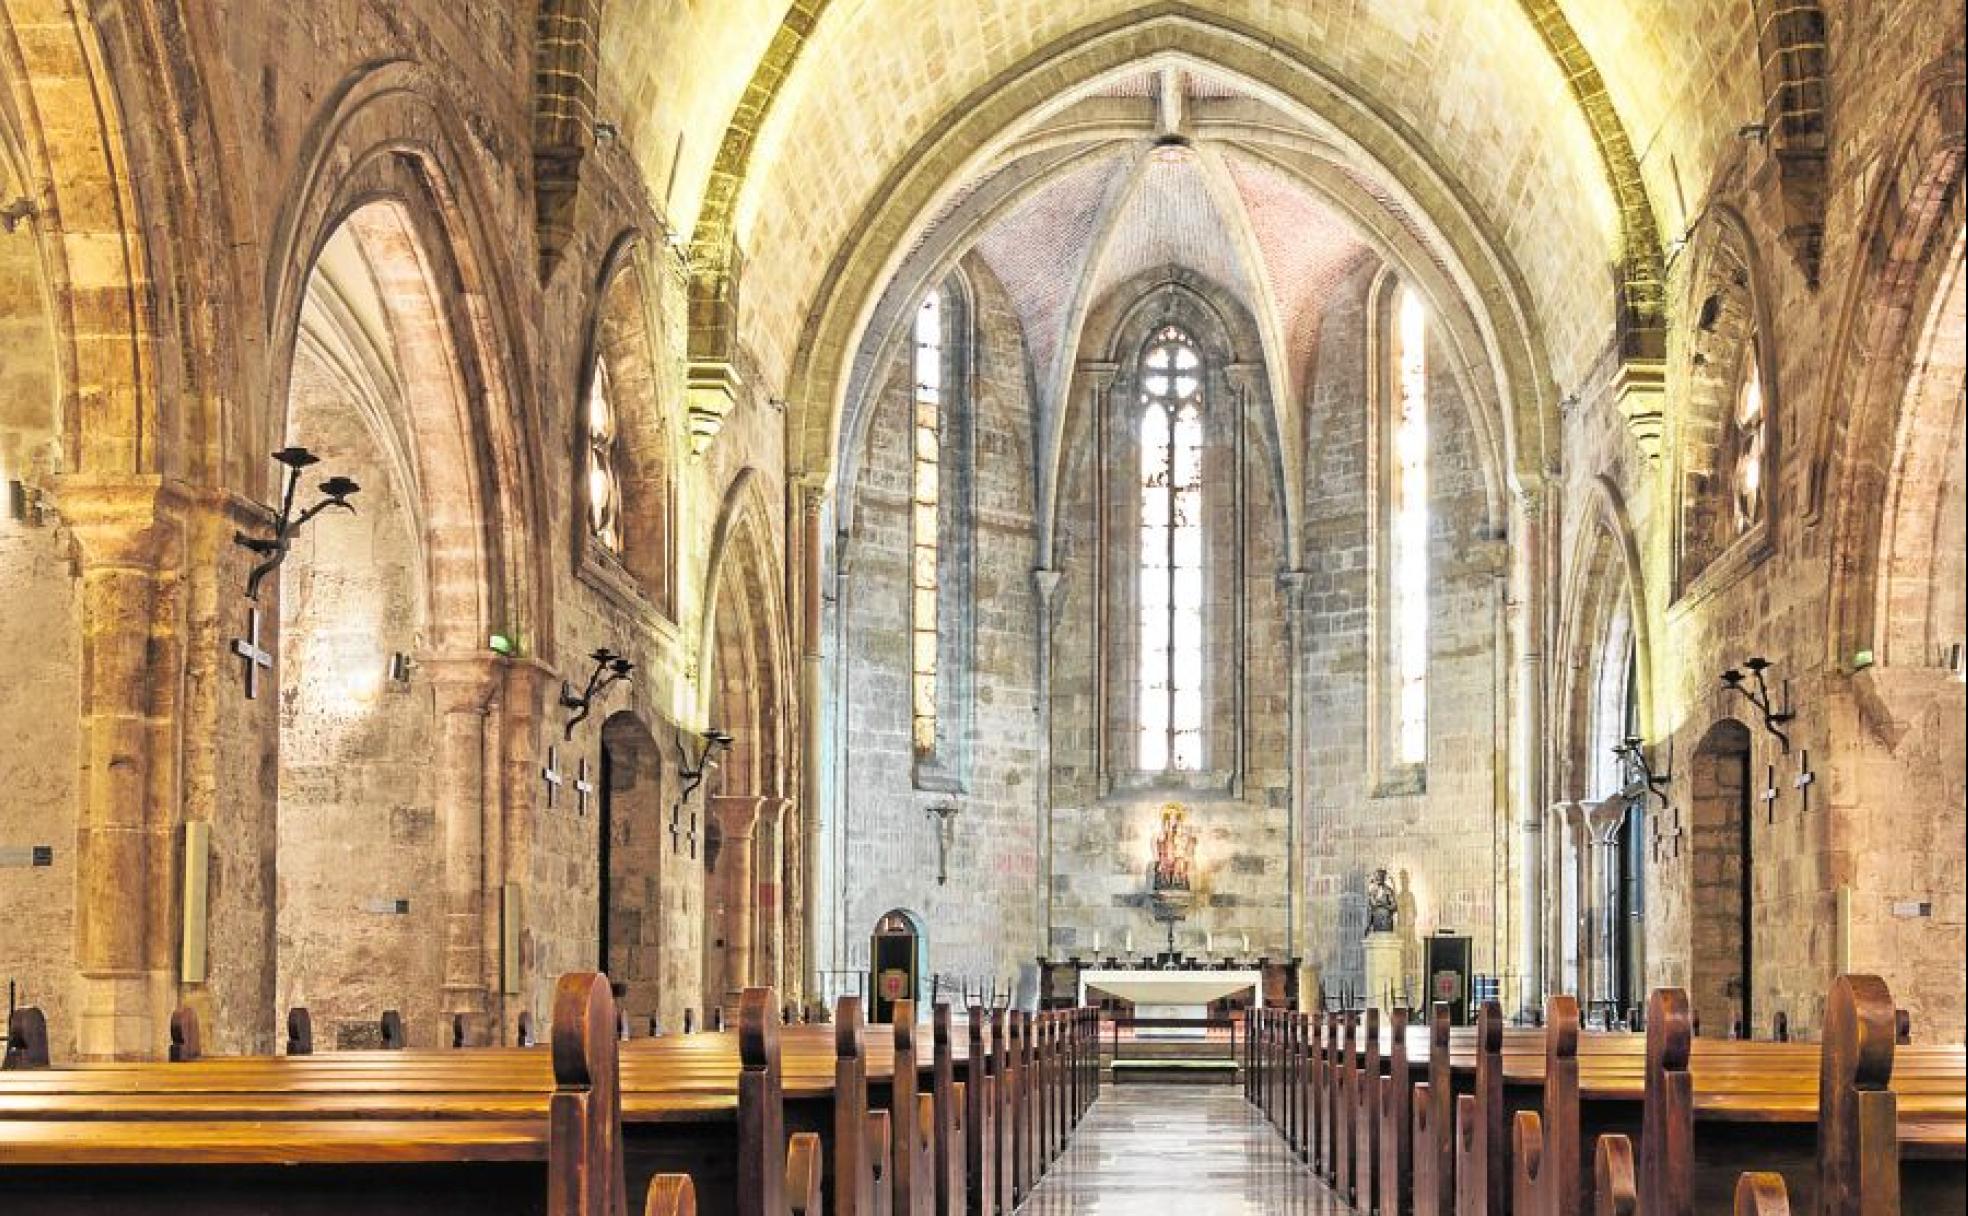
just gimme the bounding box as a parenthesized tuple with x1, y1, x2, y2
(1650, 805, 1685, 863)
(231, 608, 274, 700)
(668, 806, 699, 858)
(1761, 763, 1781, 824)
(541, 745, 564, 809)
(573, 758, 595, 816)
(1793, 751, 1817, 815)
(926, 804, 960, 886)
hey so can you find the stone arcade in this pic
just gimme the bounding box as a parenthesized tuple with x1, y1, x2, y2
(0, 1, 1961, 1212)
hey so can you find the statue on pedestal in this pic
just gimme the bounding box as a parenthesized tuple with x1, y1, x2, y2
(1365, 867, 1398, 936)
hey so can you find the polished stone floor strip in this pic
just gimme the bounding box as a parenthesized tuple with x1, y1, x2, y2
(1017, 1084, 1349, 1214)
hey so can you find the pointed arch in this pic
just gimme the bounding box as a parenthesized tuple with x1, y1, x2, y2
(261, 61, 548, 655)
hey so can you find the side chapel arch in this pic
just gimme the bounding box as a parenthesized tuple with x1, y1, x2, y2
(697, 470, 796, 1010)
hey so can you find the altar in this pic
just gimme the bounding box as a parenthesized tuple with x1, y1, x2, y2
(1079, 968, 1263, 1039)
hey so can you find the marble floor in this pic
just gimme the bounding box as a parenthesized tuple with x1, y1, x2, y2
(1017, 1084, 1349, 1214)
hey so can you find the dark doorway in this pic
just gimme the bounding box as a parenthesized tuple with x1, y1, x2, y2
(1690, 719, 1754, 1037)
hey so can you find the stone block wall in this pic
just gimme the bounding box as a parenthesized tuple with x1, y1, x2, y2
(1297, 265, 1506, 1006)
(829, 255, 1042, 992)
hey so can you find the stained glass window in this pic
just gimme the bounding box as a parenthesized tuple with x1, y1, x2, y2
(586, 359, 622, 552)
(911, 292, 943, 756)
(1139, 327, 1205, 773)
(1392, 287, 1429, 766)
(1731, 344, 1766, 534)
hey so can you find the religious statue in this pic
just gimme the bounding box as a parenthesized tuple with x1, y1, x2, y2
(1365, 867, 1398, 936)
(1150, 803, 1196, 892)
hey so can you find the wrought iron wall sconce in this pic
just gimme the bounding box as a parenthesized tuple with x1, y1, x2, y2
(676, 727, 733, 805)
(926, 804, 960, 886)
(235, 447, 360, 600)
(559, 647, 633, 738)
(1612, 735, 1673, 808)
(1720, 655, 1795, 753)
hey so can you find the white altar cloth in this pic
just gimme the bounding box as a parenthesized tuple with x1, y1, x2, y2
(1078, 969, 1263, 1008)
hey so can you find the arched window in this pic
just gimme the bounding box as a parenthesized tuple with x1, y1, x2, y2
(1390, 286, 1430, 767)
(1138, 326, 1205, 773)
(911, 292, 943, 756)
(586, 358, 623, 552)
(1730, 342, 1766, 534)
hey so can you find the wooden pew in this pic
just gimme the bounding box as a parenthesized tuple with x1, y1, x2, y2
(831, 996, 876, 1216)
(889, 1000, 931, 1216)
(4, 1006, 49, 1070)
(168, 1006, 201, 1062)
(991, 1008, 1014, 1210)
(1818, 974, 1899, 1216)
(1356, 1007, 1383, 1213)
(963, 1006, 998, 1216)
(932, 1004, 966, 1216)
(1509, 995, 1580, 1216)
(288, 1007, 314, 1056)
(0, 970, 698, 1215)
(1379, 1006, 1414, 1216)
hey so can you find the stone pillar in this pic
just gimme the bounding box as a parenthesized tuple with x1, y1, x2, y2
(421, 657, 501, 1038)
(1512, 487, 1549, 1014)
(491, 657, 555, 1029)
(754, 796, 790, 998)
(1278, 570, 1311, 962)
(798, 481, 827, 1001)
(1032, 568, 1062, 952)
(1580, 797, 1629, 1019)
(710, 794, 765, 1004)
(60, 476, 189, 1060)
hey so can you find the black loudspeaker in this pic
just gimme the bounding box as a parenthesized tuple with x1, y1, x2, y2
(1424, 932, 1473, 1025)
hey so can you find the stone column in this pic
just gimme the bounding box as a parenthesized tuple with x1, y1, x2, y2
(1580, 797, 1630, 1019)
(1277, 570, 1310, 962)
(1512, 487, 1549, 1014)
(60, 476, 188, 1060)
(753, 796, 790, 997)
(491, 657, 556, 1030)
(1032, 568, 1062, 952)
(798, 481, 827, 1001)
(421, 656, 501, 1039)
(709, 793, 765, 1005)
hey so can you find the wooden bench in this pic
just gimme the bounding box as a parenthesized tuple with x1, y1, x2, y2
(0, 972, 704, 1214)
(0, 986, 1101, 1216)
(1246, 974, 1964, 1216)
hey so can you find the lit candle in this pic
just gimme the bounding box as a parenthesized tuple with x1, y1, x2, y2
(1125, 931, 1134, 953)
(1241, 934, 1249, 956)
(1092, 931, 1101, 953)
(1205, 931, 1214, 953)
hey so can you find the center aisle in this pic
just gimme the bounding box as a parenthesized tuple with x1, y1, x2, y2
(1018, 1083, 1348, 1214)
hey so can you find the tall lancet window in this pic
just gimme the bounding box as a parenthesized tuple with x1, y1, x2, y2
(910, 292, 943, 756)
(1730, 341, 1766, 534)
(586, 359, 623, 552)
(1138, 326, 1206, 773)
(1391, 286, 1430, 766)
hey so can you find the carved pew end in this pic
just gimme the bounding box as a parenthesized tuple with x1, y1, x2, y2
(787, 1131, 825, 1216)
(4, 1006, 50, 1069)
(1595, 1134, 1639, 1216)
(286, 1006, 313, 1056)
(1736, 1172, 1791, 1215)
(644, 1174, 698, 1216)
(169, 1006, 202, 1062)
